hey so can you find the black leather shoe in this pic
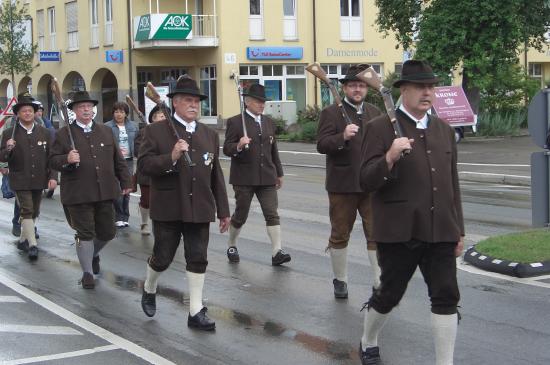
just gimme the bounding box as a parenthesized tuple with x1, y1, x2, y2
(81, 272, 95, 289)
(17, 240, 29, 252)
(92, 256, 100, 275)
(12, 224, 21, 237)
(188, 307, 215, 331)
(272, 249, 291, 266)
(28, 246, 38, 261)
(359, 343, 382, 365)
(227, 246, 240, 263)
(141, 290, 156, 317)
(333, 278, 348, 299)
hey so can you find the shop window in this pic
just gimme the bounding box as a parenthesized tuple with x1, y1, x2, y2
(283, 0, 297, 41)
(48, 7, 56, 50)
(249, 0, 264, 40)
(160, 68, 187, 84)
(394, 63, 403, 77)
(200, 66, 217, 117)
(239, 64, 306, 111)
(65, 1, 79, 51)
(340, 0, 362, 41)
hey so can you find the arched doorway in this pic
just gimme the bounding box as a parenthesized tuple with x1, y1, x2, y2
(0, 79, 12, 109)
(17, 76, 32, 96)
(91, 68, 118, 123)
(36, 74, 55, 125)
(62, 71, 86, 99)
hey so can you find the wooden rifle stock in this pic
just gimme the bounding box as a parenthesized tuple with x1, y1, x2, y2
(125, 95, 146, 125)
(51, 77, 79, 166)
(230, 70, 249, 150)
(144, 82, 195, 167)
(306, 63, 353, 125)
(355, 67, 410, 155)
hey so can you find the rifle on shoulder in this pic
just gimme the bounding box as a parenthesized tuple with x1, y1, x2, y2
(144, 81, 195, 167)
(51, 77, 79, 166)
(355, 67, 410, 155)
(306, 63, 353, 125)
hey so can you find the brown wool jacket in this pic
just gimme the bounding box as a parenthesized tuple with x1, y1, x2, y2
(360, 110, 464, 243)
(138, 120, 230, 223)
(223, 113, 283, 186)
(133, 128, 151, 186)
(49, 122, 132, 205)
(0, 124, 58, 190)
(317, 101, 382, 193)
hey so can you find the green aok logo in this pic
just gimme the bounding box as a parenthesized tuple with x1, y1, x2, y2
(164, 15, 190, 28)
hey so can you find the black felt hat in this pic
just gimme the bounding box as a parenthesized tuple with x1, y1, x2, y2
(393, 60, 440, 87)
(67, 90, 98, 110)
(166, 76, 208, 100)
(13, 93, 38, 114)
(339, 64, 371, 84)
(242, 83, 270, 102)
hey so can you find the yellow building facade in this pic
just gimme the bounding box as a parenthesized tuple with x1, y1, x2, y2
(1, 0, 549, 124)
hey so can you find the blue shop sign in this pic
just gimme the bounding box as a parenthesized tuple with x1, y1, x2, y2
(39, 51, 61, 62)
(247, 47, 303, 60)
(106, 50, 123, 63)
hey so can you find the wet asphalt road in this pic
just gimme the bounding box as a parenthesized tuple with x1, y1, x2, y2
(1, 134, 549, 365)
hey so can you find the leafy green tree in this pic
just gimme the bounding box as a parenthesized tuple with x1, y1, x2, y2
(375, 0, 550, 113)
(0, 0, 37, 96)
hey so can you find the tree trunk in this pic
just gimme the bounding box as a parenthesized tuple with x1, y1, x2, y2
(10, 72, 17, 99)
(462, 70, 480, 114)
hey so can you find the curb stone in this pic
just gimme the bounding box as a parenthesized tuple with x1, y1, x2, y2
(464, 246, 550, 278)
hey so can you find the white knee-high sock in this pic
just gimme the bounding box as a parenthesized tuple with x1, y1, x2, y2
(21, 219, 37, 247)
(186, 271, 205, 316)
(76, 240, 94, 274)
(143, 264, 161, 294)
(367, 249, 381, 289)
(227, 224, 241, 248)
(267, 225, 282, 256)
(361, 308, 390, 350)
(93, 238, 108, 257)
(431, 313, 458, 365)
(330, 247, 348, 282)
(140, 206, 150, 225)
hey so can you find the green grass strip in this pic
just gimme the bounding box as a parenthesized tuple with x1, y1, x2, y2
(475, 230, 550, 263)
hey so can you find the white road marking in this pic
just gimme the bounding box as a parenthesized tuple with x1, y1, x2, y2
(2, 345, 118, 365)
(459, 171, 530, 179)
(0, 295, 25, 303)
(0, 271, 177, 365)
(0, 325, 82, 335)
(458, 162, 530, 167)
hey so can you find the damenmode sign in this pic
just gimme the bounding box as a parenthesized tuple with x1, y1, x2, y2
(432, 86, 475, 126)
(135, 13, 192, 41)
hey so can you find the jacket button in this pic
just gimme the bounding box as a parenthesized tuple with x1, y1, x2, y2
(433, 187, 438, 191)
(427, 150, 432, 154)
(189, 193, 193, 196)
(96, 166, 99, 170)
(431, 206, 434, 211)
(431, 167, 436, 172)
(192, 177, 196, 181)
(420, 134, 424, 139)
(93, 155, 97, 158)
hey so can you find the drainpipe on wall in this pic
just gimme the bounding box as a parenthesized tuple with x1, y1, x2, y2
(312, 0, 318, 106)
(127, 0, 134, 111)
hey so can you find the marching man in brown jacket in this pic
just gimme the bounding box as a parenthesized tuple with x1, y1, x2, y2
(50, 91, 132, 289)
(317, 64, 382, 299)
(0, 95, 57, 260)
(223, 83, 290, 266)
(138, 77, 230, 331)
(358, 60, 464, 365)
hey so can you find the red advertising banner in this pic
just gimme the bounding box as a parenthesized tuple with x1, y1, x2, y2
(432, 86, 475, 126)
